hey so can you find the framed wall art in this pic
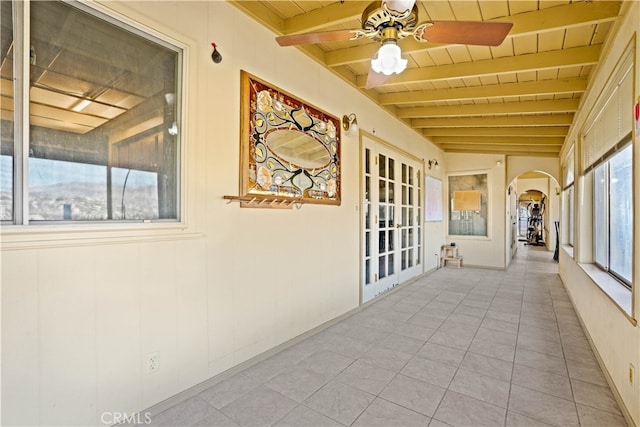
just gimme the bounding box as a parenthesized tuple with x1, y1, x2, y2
(233, 70, 341, 208)
(448, 173, 488, 236)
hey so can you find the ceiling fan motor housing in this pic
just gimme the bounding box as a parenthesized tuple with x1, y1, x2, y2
(361, 1, 419, 41)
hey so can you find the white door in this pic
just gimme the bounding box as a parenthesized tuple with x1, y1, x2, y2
(361, 137, 423, 303)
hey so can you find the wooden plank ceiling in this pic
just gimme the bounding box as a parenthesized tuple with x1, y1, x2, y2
(231, 0, 623, 158)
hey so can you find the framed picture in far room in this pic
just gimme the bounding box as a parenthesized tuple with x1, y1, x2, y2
(447, 173, 488, 236)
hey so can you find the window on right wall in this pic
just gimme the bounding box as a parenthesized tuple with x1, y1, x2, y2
(581, 40, 634, 291)
(593, 143, 633, 287)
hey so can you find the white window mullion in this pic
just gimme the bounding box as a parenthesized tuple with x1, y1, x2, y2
(13, 0, 29, 224)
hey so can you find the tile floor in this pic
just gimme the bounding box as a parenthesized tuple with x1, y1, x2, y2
(147, 245, 628, 426)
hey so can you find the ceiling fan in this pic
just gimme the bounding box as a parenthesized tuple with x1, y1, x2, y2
(276, 0, 513, 88)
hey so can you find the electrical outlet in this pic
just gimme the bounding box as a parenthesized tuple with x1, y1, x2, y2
(145, 352, 159, 374)
(629, 363, 635, 385)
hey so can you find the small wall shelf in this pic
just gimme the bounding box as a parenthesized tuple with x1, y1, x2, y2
(223, 195, 306, 209)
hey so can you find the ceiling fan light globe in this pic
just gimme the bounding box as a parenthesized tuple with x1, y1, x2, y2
(371, 43, 407, 76)
(385, 0, 416, 13)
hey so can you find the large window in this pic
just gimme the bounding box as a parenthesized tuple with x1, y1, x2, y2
(593, 144, 632, 286)
(1, 1, 182, 224)
(580, 42, 633, 291)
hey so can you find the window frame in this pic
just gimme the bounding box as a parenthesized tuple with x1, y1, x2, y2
(561, 144, 575, 249)
(3, 0, 186, 227)
(590, 140, 633, 289)
(563, 184, 575, 247)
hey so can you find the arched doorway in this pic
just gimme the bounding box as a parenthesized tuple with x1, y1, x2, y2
(506, 171, 560, 265)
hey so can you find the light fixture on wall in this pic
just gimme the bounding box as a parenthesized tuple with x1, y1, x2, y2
(427, 159, 439, 170)
(342, 113, 358, 134)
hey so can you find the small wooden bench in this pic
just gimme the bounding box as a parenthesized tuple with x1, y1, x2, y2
(441, 245, 463, 268)
(444, 255, 463, 268)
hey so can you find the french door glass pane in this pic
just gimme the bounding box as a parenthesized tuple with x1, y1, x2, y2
(379, 256, 386, 278)
(379, 180, 387, 202)
(365, 202, 370, 228)
(365, 259, 370, 285)
(365, 149, 370, 174)
(609, 145, 632, 283)
(365, 231, 370, 256)
(365, 176, 370, 202)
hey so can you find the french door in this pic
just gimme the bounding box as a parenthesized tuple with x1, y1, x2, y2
(361, 136, 423, 303)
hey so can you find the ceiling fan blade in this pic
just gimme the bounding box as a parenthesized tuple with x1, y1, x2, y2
(414, 21, 513, 46)
(365, 67, 389, 89)
(276, 29, 362, 46)
(383, 0, 416, 13)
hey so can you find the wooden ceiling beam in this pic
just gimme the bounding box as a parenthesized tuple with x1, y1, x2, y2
(491, 1, 621, 35)
(411, 115, 574, 128)
(440, 144, 561, 152)
(422, 127, 568, 137)
(442, 146, 560, 157)
(282, 1, 367, 35)
(432, 136, 565, 145)
(397, 99, 580, 118)
(379, 78, 588, 105)
(357, 45, 601, 87)
(326, 1, 620, 67)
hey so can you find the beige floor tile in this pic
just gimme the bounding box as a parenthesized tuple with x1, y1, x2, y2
(380, 374, 446, 417)
(353, 397, 431, 426)
(433, 390, 506, 427)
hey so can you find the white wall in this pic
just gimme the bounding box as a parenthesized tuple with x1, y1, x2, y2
(0, 1, 444, 425)
(558, 1, 640, 425)
(443, 153, 506, 269)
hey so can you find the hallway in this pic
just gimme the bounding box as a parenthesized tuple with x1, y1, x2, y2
(147, 245, 627, 426)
